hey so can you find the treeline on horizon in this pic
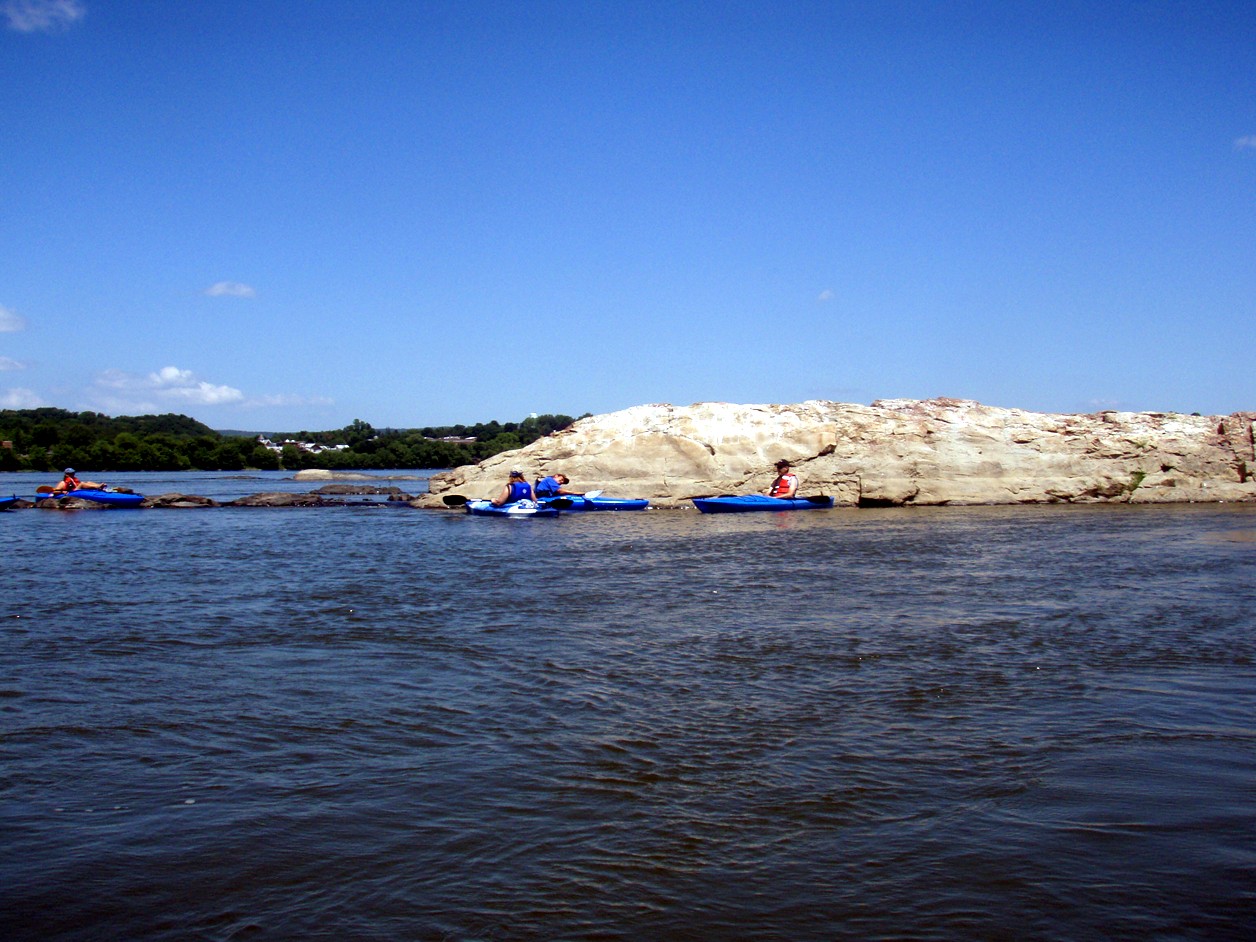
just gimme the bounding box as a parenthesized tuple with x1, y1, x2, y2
(0, 408, 587, 473)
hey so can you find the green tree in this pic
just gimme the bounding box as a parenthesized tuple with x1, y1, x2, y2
(64, 423, 95, 449)
(210, 441, 245, 471)
(280, 443, 304, 470)
(342, 419, 375, 449)
(113, 432, 147, 470)
(31, 423, 60, 448)
(247, 444, 281, 471)
(25, 446, 51, 472)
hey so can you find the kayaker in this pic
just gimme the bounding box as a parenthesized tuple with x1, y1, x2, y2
(766, 460, 798, 499)
(492, 469, 535, 507)
(51, 467, 105, 494)
(534, 473, 582, 498)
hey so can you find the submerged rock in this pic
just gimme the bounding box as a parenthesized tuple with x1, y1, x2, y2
(35, 496, 110, 510)
(311, 484, 414, 499)
(422, 398, 1256, 507)
(228, 492, 342, 507)
(142, 493, 220, 508)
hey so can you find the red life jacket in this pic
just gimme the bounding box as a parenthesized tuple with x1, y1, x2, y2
(770, 473, 797, 497)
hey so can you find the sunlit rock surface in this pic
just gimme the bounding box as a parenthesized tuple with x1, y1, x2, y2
(421, 398, 1256, 508)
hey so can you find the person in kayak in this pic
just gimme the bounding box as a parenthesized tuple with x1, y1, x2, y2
(534, 473, 582, 498)
(767, 460, 798, 499)
(51, 468, 105, 494)
(492, 469, 535, 506)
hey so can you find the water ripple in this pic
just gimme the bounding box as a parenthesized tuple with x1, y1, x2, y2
(1, 496, 1254, 940)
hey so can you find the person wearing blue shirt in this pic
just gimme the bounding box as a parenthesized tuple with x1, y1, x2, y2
(492, 469, 535, 506)
(534, 473, 582, 498)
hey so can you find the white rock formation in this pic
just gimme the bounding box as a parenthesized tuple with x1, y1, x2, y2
(422, 399, 1255, 508)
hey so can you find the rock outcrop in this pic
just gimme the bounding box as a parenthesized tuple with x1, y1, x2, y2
(421, 399, 1256, 508)
(143, 493, 220, 508)
(228, 492, 350, 507)
(35, 495, 111, 510)
(311, 484, 414, 499)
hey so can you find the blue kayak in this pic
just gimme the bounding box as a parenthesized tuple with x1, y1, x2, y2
(0, 495, 17, 510)
(538, 495, 649, 512)
(464, 499, 560, 518)
(36, 489, 145, 507)
(692, 495, 834, 513)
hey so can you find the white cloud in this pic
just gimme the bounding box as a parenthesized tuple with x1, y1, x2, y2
(1, 387, 45, 408)
(147, 366, 245, 404)
(817, 289, 835, 302)
(2, 0, 85, 32)
(247, 393, 335, 409)
(93, 366, 245, 407)
(1236, 135, 1256, 151)
(0, 305, 27, 332)
(85, 365, 330, 416)
(204, 281, 257, 298)
(0, 356, 27, 371)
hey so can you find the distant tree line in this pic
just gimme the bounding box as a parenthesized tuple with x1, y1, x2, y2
(0, 408, 586, 473)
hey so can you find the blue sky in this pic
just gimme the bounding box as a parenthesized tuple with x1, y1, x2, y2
(2, 0, 1253, 431)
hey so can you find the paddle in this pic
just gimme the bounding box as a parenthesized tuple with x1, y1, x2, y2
(36, 485, 55, 494)
(799, 495, 831, 504)
(583, 490, 603, 499)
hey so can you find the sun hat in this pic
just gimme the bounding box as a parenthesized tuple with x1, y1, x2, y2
(775, 459, 790, 468)
(509, 468, 524, 477)
(64, 467, 75, 474)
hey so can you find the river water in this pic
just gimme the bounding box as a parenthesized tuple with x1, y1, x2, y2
(3, 471, 1254, 941)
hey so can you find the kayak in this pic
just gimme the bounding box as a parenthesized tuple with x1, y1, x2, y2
(36, 489, 146, 507)
(692, 495, 834, 513)
(538, 495, 649, 512)
(0, 495, 17, 510)
(464, 499, 560, 518)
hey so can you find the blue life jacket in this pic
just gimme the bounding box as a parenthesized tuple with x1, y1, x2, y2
(507, 480, 533, 503)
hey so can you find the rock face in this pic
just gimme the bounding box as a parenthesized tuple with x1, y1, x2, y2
(423, 399, 1256, 507)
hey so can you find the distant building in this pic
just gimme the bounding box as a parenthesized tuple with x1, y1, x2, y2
(256, 435, 348, 455)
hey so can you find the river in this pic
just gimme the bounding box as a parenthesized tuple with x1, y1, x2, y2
(2, 471, 1254, 940)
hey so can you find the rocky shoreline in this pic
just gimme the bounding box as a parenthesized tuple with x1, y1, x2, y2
(8, 399, 1254, 511)
(5, 483, 421, 510)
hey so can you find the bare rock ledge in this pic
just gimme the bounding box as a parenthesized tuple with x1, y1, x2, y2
(420, 398, 1256, 508)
